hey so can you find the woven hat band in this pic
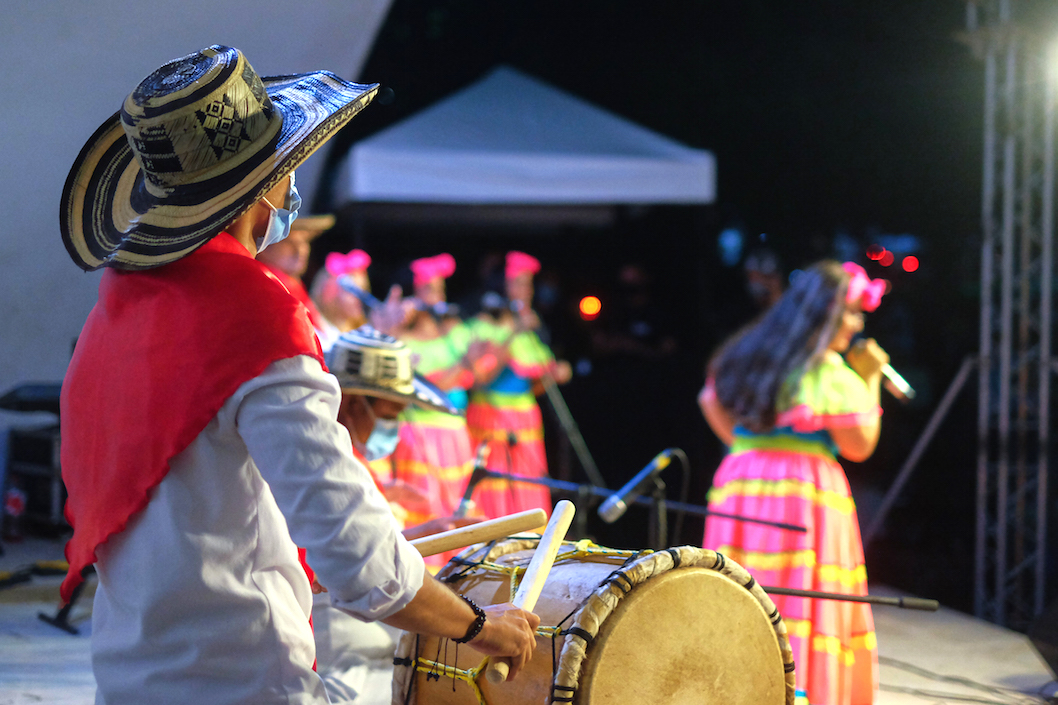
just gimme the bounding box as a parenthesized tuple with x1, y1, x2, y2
(337, 345, 415, 395)
(120, 47, 279, 197)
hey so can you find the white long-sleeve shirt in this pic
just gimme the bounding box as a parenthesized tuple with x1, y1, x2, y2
(90, 355, 425, 705)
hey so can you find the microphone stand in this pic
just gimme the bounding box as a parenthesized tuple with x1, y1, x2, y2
(537, 367, 607, 489)
(472, 469, 807, 534)
(761, 586, 939, 611)
(493, 308, 607, 490)
(647, 477, 667, 549)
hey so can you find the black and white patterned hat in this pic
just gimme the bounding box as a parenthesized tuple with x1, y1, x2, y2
(325, 326, 459, 415)
(60, 45, 377, 271)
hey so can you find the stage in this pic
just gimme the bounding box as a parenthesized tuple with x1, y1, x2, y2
(1, 537, 1054, 705)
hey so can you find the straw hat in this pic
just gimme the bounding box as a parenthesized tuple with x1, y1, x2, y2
(60, 45, 376, 271)
(325, 326, 458, 414)
(290, 214, 336, 240)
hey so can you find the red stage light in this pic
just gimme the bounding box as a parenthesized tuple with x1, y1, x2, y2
(902, 256, 919, 272)
(879, 250, 895, 267)
(866, 244, 885, 260)
(579, 296, 602, 320)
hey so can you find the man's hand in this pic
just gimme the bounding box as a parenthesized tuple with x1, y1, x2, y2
(468, 602, 540, 679)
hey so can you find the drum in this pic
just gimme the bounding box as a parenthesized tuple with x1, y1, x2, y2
(392, 539, 795, 705)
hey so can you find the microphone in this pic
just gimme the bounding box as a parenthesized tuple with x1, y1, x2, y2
(454, 442, 492, 518)
(850, 336, 915, 401)
(881, 363, 915, 400)
(598, 449, 676, 524)
(337, 275, 383, 311)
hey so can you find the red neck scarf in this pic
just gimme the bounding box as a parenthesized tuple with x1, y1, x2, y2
(261, 263, 325, 330)
(60, 234, 324, 601)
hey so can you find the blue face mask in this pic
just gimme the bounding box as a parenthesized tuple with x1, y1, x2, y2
(255, 173, 302, 253)
(358, 396, 401, 461)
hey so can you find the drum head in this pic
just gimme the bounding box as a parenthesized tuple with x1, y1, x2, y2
(580, 567, 786, 704)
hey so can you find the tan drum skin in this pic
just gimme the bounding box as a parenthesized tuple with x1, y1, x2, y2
(392, 540, 796, 705)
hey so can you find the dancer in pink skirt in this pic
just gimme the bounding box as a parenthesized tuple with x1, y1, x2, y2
(391, 254, 477, 568)
(700, 261, 889, 705)
(465, 251, 571, 519)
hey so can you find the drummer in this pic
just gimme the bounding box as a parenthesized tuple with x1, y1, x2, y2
(326, 325, 475, 541)
(56, 45, 538, 705)
(312, 325, 497, 701)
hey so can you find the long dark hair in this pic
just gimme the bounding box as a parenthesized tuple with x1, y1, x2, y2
(709, 260, 849, 432)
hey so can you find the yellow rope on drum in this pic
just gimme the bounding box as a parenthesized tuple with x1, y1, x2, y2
(405, 626, 567, 705)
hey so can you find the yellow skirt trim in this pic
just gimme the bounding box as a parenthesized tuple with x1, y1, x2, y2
(708, 478, 855, 515)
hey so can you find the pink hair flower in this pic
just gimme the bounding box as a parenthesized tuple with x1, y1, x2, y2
(410, 253, 456, 288)
(843, 261, 887, 312)
(505, 251, 540, 280)
(325, 249, 371, 277)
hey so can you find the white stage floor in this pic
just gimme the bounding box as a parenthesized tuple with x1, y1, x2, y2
(2, 537, 1055, 704)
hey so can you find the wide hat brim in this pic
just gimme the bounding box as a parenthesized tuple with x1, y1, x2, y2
(339, 373, 460, 416)
(61, 61, 376, 271)
(291, 213, 336, 239)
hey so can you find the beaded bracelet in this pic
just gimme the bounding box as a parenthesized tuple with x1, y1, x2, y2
(454, 594, 487, 644)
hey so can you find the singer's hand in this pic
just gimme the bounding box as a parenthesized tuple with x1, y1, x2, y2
(845, 338, 888, 383)
(514, 306, 541, 332)
(369, 284, 416, 335)
(381, 479, 431, 509)
(551, 360, 573, 385)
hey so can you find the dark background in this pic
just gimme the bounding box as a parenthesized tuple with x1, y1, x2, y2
(306, 1, 1058, 617)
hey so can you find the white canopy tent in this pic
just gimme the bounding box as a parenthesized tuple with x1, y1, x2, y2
(347, 66, 716, 206)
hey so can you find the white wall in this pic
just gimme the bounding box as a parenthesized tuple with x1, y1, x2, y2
(0, 0, 390, 431)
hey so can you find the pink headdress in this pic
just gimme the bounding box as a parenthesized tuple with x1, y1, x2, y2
(411, 253, 456, 288)
(325, 249, 371, 277)
(506, 251, 540, 280)
(843, 262, 887, 312)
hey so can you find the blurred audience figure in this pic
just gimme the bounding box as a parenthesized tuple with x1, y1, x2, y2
(465, 251, 571, 519)
(390, 254, 477, 567)
(743, 247, 785, 312)
(591, 263, 678, 359)
(257, 213, 334, 330)
(310, 248, 372, 349)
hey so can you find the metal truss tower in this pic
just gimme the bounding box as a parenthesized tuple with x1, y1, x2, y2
(963, 0, 1055, 629)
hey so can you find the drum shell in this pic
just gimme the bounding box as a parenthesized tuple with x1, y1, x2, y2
(392, 541, 795, 705)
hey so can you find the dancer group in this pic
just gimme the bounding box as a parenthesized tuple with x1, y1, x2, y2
(260, 235, 569, 547)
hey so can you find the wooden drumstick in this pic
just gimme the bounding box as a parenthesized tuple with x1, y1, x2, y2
(485, 499, 576, 684)
(409, 508, 547, 557)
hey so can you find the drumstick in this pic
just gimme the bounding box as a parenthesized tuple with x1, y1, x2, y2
(485, 499, 576, 684)
(409, 508, 547, 557)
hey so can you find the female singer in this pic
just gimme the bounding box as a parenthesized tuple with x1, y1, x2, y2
(700, 260, 888, 705)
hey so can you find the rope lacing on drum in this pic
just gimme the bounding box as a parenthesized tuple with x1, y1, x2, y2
(544, 547, 648, 702)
